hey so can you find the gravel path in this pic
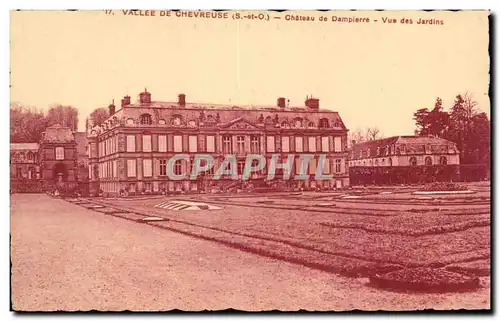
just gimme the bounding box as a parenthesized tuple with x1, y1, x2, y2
(11, 194, 490, 311)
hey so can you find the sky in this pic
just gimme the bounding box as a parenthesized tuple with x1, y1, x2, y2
(10, 10, 490, 136)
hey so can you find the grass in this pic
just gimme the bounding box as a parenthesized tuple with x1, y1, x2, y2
(83, 190, 490, 292)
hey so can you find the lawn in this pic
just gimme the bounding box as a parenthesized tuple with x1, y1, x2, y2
(87, 188, 490, 290)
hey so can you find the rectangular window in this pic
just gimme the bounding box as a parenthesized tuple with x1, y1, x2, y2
(308, 137, 317, 152)
(223, 135, 232, 153)
(334, 137, 342, 152)
(321, 137, 329, 152)
(323, 158, 330, 174)
(189, 136, 198, 153)
(113, 160, 117, 178)
(309, 158, 317, 175)
(159, 159, 167, 176)
(237, 160, 245, 175)
(295, 158, 303, 175)
(236, 136, 245, 154)
(335, 159, 342, 173)
(142, 135, 152, 152)
(281, 136, 290, 153)
(206, 135, 215, 153)
(55, 147, 64, 160)
(266, 136, 275, 153)
(127, 159, 136, 177)
(158, 135, 167, 152)
(143, 159, 152, 177)
(173, 135, 183, 153)
(250, 135, 260, 153)
(295, 137, 303, 152)
(126, 135, 136, 152)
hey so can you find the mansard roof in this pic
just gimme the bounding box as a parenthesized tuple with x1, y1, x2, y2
(41, 124, 75, 143)
(91, 99, 348, 137)
(351, 135, 459, 159)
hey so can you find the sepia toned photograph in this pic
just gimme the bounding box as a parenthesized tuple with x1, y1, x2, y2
(9, 9, 491, 312)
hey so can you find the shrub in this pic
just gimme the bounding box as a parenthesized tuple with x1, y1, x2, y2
(422, 182, 468, 192)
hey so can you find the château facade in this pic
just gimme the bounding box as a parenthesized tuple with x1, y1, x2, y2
(87, 90, 350, 195)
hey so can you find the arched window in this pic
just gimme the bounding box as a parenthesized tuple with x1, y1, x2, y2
(439, 156, 447, 165)
(174, 159, 183, 176)
(126, 118, 134, 125)
(425, 156, 432, 166)
(140, 114, 152, 125)
(318, 118, 329, 129)
(409, 157, 417, 166)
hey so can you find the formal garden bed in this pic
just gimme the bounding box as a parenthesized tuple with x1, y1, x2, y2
(445, 260, 490, 277)
(321, 218, 489, 237)
(369, 267, 481, 293)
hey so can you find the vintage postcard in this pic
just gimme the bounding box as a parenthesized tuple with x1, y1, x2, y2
(10, 10, 491, 312)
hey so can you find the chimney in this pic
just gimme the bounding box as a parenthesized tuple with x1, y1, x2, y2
(277, 97, 286, 108)
(121, 95, 131, 107)
(305, 97, 319, 109)
(139, 88, 151, 104)
(108, 100, 116, 115)
(178, 93, 186, 107)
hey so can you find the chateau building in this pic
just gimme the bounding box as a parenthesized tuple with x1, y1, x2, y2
(10, 124, 82, 192)
(87, 90, 350, 195)
(348, 135, 461, 185)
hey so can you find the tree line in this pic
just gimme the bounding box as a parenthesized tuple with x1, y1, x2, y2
(413, 93, 490, 166)
(10, 104, 110, 143)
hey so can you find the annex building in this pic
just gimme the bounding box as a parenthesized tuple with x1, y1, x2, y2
(348, 135, 461, 185)
(87, 90, 350, 195)
(10, 124, 87, 193)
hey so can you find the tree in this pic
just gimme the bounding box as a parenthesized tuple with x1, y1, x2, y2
(413, 108, 430, 136)
(89, 107, 109, 126)
(10, 104, 49, 143)
(365, 127, 382, 141)
(414, 93, 490, 167)
(46, 105, 78, 131)
(413, 97, 449, 137)
(348, 126, 383, 145)
(348, 128, 366, 145)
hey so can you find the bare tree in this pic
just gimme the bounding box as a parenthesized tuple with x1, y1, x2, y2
(348, 128, 366, 145)
(348, 126, 383, 146)
(365, 127, 382, 141)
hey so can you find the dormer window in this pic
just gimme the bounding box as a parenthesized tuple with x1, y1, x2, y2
(318, 118, 329, 129)
(172, 115, 183, 126)
(140, 113, 152, 125)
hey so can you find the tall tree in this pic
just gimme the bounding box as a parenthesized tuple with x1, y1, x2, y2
(46, 105, 78, 131)
(413, 108, 430, 135)
(10, 104, 48, 143)
(89, 107, 109, 126)
(413, 97, 449, 137)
